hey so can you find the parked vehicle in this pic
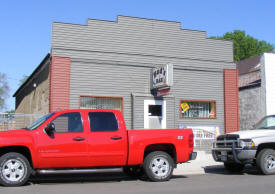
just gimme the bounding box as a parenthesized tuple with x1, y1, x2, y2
(0, 109, 196, 186)
(212, 115, 275, 174)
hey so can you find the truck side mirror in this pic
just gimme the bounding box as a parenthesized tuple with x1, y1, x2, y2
(45, 122, 55, 134)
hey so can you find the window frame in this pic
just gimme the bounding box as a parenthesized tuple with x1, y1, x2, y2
(79, 95, 124, 113)
(179, 100, 217, 119)
(50, 112, 84, 133)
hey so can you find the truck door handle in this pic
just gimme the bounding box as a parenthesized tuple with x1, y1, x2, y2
(73, 137, 85, 141)
(111, 136, 122, 140)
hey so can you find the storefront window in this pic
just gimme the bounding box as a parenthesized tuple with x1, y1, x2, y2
(80, 96, 123, 111)
(180, 100, 216, 118)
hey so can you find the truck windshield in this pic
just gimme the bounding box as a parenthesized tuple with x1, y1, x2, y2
(25, 113, 55, 131)
(255, 115, 275, 130)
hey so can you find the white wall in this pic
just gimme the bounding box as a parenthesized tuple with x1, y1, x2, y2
(264, 53, 275, 115)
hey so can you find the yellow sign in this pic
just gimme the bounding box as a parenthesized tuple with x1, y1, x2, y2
(181, 102, 190, 112)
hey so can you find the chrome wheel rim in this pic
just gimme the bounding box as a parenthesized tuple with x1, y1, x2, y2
(265, 155, 275, 170)
(150, 157, 170, 177)
(2, 159, 25, 182)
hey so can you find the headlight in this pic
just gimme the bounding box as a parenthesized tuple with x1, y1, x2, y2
(239, 139, 255, 148)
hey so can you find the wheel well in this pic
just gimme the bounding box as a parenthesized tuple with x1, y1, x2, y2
(0, 146, 33, 167)
(144, 144, 176, 163)
(256, 143, 275, 157)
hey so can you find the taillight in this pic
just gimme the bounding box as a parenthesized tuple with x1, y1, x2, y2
(188, 133, 194, 148)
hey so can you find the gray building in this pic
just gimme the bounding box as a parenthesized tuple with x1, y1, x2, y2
(238, 52, 275, 130)
(13, 16, 239, 134)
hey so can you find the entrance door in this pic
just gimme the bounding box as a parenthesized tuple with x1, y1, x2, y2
(144, 100, 166, 129)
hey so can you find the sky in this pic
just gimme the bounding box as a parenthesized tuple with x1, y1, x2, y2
(0, 0, 275, 111)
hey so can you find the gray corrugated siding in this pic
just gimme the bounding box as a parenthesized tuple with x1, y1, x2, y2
(173, 68, 225, 133)
(70, 61, 151, 129)
(52, 16, 234, 64)
(52, 16, 234, 132)
(69, 60, 224, 131)
(239, 86, 265, 130)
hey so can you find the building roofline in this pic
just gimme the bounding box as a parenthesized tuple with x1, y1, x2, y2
(54, 15, 182, 26)
(117, 15, 181, 25)
(55, 15, 210, 34)
(239, 69, 260, 76)
(206, 37, 233, 43)
(13, 53, 50, 97)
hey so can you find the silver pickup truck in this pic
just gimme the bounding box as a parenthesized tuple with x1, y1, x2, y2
(212, 115, 275, 174)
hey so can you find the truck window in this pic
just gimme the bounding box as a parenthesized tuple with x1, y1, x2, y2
(25, 112, 55, 130)
(89, 112, 118, 132)
(51, 112, 83, 133)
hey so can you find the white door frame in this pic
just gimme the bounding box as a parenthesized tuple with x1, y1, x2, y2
(144, 99, 166, 129)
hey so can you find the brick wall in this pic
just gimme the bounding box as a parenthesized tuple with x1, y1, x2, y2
(49, 56, 71, 112)
(15, 63, 50, 127)
(224, 69, 239, 133)
(15, 64, 50, 115)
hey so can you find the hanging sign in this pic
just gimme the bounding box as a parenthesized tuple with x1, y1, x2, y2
(151, 64, 173, 89)
(157, 88, 170, 97)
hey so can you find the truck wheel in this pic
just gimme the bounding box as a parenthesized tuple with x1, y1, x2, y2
(256, 148, 275, 175)
(123, 166, 143, 178)
(0, 152, 31, 187)
(224, 162, 244, 173)
(143, 151, 174, 182)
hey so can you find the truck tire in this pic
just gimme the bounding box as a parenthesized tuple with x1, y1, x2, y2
(224, 162, 244, 173)
(143, 151, 174, 182)
(256, 148, 275, 175)
(123, 166, 143, 178)
(0, 152, 31, 187)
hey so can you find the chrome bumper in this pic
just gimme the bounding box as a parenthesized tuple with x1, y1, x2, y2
(212, 144, 257, 164)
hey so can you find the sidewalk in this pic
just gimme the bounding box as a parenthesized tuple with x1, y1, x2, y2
(173, 151, 224, 175)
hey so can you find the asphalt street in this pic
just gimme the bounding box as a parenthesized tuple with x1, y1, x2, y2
(0, 166, 274, 194)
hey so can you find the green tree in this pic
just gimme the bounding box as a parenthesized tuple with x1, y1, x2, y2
(210, 30, 274, 62)
(5, 110, 15, 114)
(0, 73, 9, 110)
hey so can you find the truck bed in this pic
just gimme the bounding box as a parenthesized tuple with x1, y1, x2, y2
(127, 129, 194, 165)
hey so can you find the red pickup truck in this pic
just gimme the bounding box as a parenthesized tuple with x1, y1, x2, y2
(0, 109, 196, 186)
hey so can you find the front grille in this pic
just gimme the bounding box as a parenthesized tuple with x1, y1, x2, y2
(216, 134, 239, 148)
